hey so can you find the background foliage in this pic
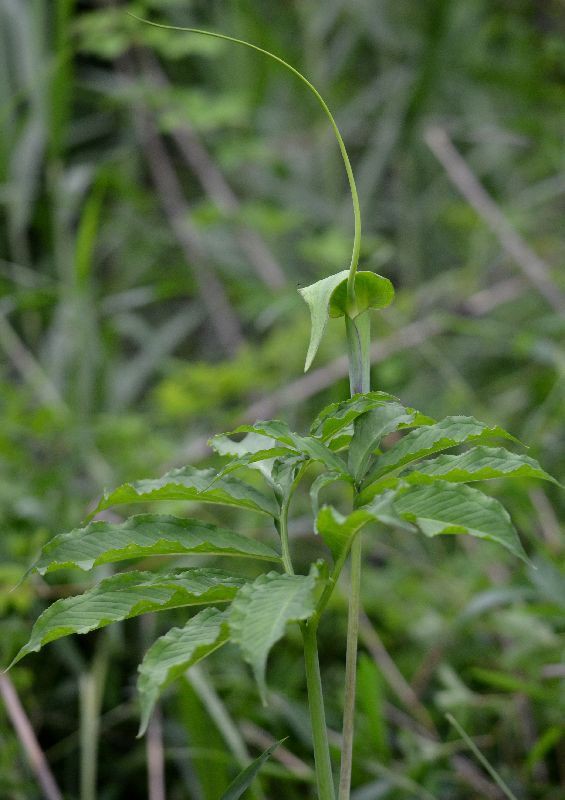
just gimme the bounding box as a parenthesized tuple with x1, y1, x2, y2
(0, 1, 564, 798)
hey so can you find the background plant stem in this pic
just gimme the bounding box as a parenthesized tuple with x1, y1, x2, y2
(301, 622, 336, 800)
(79, 639, 109, 800)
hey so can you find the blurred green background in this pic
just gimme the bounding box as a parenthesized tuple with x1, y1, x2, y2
(0, 1, 564, 798)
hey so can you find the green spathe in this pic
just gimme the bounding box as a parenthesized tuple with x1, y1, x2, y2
(299, 271, 394, 371)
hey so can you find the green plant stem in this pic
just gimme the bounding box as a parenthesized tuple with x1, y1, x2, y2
(337, 533, 362, 800)
(281, 482, 335, 798)
(278, 497, 294, 575)
(339, 310, 371, 799)
(301, 621, 336, 800)
(345, 315, 371, 395)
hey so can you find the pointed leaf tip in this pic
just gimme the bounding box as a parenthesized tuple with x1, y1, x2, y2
(219, 738, 287, 800)
(299, 270, 349, 371)
(13, 569, 244, 665)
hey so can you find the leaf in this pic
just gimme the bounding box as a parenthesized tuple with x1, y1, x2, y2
(446, 714, 520, 800)
(316, 506, 371, 562)
(137, 607, 229, 736)
(220, 739, 286, 800)
(298, 269, 349, 371)
(211, 447, 294, 482)
(317, 493, 415, 561)
(329, 271, 394, 317)
(360, 416, 519, 501)
(270, 453, 308, 498)
(310, 391, 420, 441)
(11, 569, 244, 666)
(228, 568, 319, 702)
(210, 431, 277, 458)
(93, 465, 278, 518)
(210, 432, 293, 482)
(348, 402, 419, 482)
(310, 472, 349, 532)
(26, 514, 281, 577)
(401, 446, 559, 487)
(232, 420, 348, 476)
(393, 483, 529, 562)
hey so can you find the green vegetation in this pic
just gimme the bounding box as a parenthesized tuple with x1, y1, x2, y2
(1, 2, 564, 799)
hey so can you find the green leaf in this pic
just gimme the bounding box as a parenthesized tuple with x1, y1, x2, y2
(137, 607, 229, 736)
(310, 472, 349, 532)
(310, 391, 415, 441)
(210, 431, 276, 458)
(210, 432, 293, 482)
(298, 270, 349, 371)
(348, 402, 420, 482)
(360, 416, 519, 501)
(11, 569, 244, 666)
(329, 271, 394, 317)
(93, 465, 278, 518)
(393, 483, 528, 562)
(402, 446, 559, 487)
(316, 506, 371, 562)
(228, 568, 319, 702)
(220, 739, 285, 800)
(26, 514, 281, 577)
(317, 493, 415, 561)
(212, 447, 294, 481)
(232, 420, 348, 476)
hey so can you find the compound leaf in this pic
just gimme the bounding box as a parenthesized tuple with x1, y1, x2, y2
(137, 607, 229, 736)
(232, 420, 348, 476)
(93, 465, 278, 518)
(27, 514, 281, 577)
(310, 472, 349, 532)
(317, 492, 415, 561)
(349, 402, 421, 481)
(394, 483, 528, 562)
(228, 568, 318, 702)
(11, 569, 244, 666)
(310, 391, 430, 442)
(361, 416, 519, 501)
(402, 446, 558, 487)
(210, 431, 277, 458)
(210, 432, 293, 482)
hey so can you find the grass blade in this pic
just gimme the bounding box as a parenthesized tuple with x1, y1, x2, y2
(446, 713, 519, 800)
(220, 739, 286, 800)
